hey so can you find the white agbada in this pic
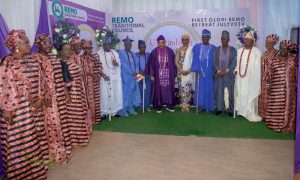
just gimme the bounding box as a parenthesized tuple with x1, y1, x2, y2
(98, 49, 123, 115)
(181, 47, 195, 90)
(235, 46, 261, 122)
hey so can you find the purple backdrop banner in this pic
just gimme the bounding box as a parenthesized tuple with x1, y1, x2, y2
(0, 13, 10, 58)
(32, 0, 50, 53)
(48, 0, 105, 50)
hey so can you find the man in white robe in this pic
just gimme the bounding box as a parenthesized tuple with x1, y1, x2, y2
(98, 36, 123, 117)
(235, 30, 262, 122)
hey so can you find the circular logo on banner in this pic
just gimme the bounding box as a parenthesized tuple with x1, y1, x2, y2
(52, 0, 64, 19)
(144, 21, 200, 51)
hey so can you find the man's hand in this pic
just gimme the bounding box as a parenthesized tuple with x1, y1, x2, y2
(112, 59, 118, 66)
(234, 71, 237, 80)
(103, 74, 110, 81)
(219, 71, 225, 78)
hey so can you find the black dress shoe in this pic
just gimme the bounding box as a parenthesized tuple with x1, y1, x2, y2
(156, 107, 162, 113)
(101, 115, 107, 120)
(114, 115, 121, 118)
(228, 112, 234, 117)
(215, 111, 222, 116)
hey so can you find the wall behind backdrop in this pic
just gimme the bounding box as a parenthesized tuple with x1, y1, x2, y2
(0, 0, 299, 50)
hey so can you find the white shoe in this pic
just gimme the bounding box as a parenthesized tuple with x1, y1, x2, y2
(156, 110, 162, 113)
(131, 111, 138, 115)
(146, 108, 151, 112)
(166, 107, 175, 112)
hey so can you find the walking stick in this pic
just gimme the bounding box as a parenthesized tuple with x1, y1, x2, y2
(108, 81, 112, 122)
(233, 72, 237, 119)
(196, 72, 200, 115)
(142, 78, 145, 113)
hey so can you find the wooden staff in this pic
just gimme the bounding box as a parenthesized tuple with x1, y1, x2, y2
(196, 72, 200, 115)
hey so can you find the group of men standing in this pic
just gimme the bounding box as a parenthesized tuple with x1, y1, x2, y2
(104, 27, 297, 134)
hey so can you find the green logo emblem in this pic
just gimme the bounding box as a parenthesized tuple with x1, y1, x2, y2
(52, 0, 63, 19)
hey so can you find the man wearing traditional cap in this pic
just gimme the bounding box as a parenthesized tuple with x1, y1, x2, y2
(136, 40, 152, 111)
(97, 36, 123, 118)
(213, 30, 237, 116)
(191, 29, 216, 112)
(235, 26, 262, 122)
(265, 40, 298, 132)
(117, 36, 141, 116)
(146, 35, 176, 113)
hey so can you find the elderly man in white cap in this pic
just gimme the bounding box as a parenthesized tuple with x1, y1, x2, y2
(98, 36, 123, 119)
(235, 26, 262, 122)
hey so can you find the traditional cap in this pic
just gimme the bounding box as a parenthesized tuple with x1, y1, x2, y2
(181, 34, 190, 40)
(266, 34, 279, 44)
(237, 24, 258, 46)
(280, 40, 294, 48)
(5, 29, 26, 49)
(244, 31, 255, 40)
(34, 33, 50, 45)
(221, 30, 230, 38)
(103, 36, 112, 44)
(157, 35, 165, 41)
(138, 40, 146, 46)
(202, 29, 211, 38)
(122, 35, 134, 43)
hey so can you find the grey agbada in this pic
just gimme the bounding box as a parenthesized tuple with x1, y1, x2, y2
(213, 30, 237, 114)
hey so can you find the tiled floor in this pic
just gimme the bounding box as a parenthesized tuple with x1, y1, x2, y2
(48, 131, 294, 180)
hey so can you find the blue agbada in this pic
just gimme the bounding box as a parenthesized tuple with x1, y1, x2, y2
(118, 49, 141, 116)
(136, 52, 151, 108)
(191, 43, 216, 111)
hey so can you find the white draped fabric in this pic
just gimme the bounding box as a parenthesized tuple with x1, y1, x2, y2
(181, 46, 194, 90)
(235, 47, 262, 122)
(98, 49, 123, 115)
